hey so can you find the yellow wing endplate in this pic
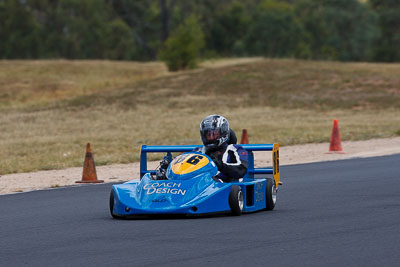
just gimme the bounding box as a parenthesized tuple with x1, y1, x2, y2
(272, 144, 280, 187)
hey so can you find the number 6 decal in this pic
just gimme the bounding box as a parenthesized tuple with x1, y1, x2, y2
(187, 155, 204, 165)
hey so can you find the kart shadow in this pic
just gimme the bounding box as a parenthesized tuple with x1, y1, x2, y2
(110, 212, 236, 220)
(108, 208, 275, 220)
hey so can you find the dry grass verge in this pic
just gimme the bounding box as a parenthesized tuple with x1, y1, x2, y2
(1, 58, 400, 174)
(0, 60, 167, 109)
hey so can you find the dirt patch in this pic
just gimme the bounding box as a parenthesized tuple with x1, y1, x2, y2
(1, 137, 400, 195)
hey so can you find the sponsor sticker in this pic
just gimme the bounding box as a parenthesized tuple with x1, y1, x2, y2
(255, 183, 264, 202)
(143, 182, 186, 196)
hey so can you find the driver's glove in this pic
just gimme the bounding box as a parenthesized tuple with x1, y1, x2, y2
(160, 154, 172, 170)
(210, 154, 223, 170)
(155, 168, 167, 180)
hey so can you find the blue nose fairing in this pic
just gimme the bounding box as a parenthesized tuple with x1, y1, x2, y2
(111, 153, 232, 215)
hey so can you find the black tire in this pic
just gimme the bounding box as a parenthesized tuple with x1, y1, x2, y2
(265, 178, 277, 210)
(229, 185, 244, 216)
(109, 190, 119, 219)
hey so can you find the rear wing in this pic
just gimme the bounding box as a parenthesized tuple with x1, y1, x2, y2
(140, 144, 280, 186)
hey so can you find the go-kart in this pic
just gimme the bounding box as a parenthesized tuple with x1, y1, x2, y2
(109, 144, 280, 218)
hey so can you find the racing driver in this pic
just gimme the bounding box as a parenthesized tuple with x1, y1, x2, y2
(156, 115, 248, 182)
(194, 114, 248, 182)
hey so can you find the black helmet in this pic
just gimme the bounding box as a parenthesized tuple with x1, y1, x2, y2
(200, 115, 230, 152)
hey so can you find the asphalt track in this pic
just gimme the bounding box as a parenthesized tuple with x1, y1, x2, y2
(1, 154, 400, 267)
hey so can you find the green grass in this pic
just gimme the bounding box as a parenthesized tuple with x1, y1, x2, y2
(1, 58, 400, 174)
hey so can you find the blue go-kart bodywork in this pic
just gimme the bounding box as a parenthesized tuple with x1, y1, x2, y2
(110, 144, 280, 218)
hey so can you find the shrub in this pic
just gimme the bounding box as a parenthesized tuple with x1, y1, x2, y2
(159, 16, 205, 71)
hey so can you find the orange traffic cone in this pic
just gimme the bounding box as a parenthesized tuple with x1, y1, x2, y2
(240, 129, 249, 144)
(76, 143, 104, 183)
(327, 119, 345, 153)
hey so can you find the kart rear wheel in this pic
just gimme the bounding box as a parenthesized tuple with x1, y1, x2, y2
(109, 190, 119, 219)
(265, 178, 277, 210)
(229, 185, 243, 216)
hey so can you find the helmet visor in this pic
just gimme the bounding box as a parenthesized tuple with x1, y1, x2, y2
(202, 129, 221, 145)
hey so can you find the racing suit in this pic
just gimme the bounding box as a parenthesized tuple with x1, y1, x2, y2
(195, 143, 249, 182)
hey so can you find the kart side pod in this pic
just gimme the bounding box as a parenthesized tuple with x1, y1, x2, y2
(140, 144, 280, 187)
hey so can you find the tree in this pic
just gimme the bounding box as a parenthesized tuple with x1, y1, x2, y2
(103, 19, 137, 60)
(110, 0, 160, 60)
(205, 2, 250, 56)
(244, 0, 304, 58)
(159, 0, 177, 42)
(0, 0, 41, 58)
(369, 0, 400, 62)
(159, 16, 204, 71)
(295, 0, 379, 61)
(30, 0, 112, 59)
(58, 0, 111, 59)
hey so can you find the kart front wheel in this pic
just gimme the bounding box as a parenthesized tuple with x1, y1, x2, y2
(229, 185, 243, 216)
(265, 178, 277, 210)
(109, 190, 119, 219)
